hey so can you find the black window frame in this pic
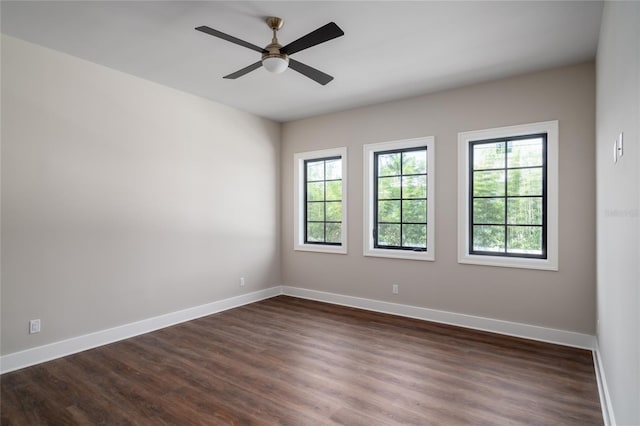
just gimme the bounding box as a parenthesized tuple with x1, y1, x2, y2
(469, 133, 548, 259)
(373, 146, 428, 252)
(303, 156, 343, 246)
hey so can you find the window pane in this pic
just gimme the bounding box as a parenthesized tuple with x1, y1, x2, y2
(378, 200, 401, 223)
(307, 223, 324, 242)
(402, 150, 427, 175)
(507, 168, 542, 196)
(473, 142, 505, 170)
(378, 224, 401, 246)
(507, 138, 543, 168)
(473, 198, 505, 224)
(325, 159, 341, 180)
(326, 223, 341, 243)
(326, 180, 342, 201)
(326, 202, 342, 222)
(307, 202, 324, 222)
(507, 197, 542, 225)
(473, 170, 505, 196)
(378, 153, 401, 177)
(307, 182, 325, 201)
(402, 200, 427, 223)
(402, 175, 427, 199)
(306, 161, 324, 181)
(378, 177, 401, 199)
(473, 225, 505, 252)
(402, 224, 426, 248)
(507, 226, 542, 254)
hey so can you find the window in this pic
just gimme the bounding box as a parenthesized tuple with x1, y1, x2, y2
(470, 135, 546, 257)
(305, 157, 343, 245)
(458, 121, 558, 270)
(294, 148, 347, 254)
(364, 137, 435, 261)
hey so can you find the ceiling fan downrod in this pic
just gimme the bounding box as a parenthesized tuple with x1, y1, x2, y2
(266, 16, 284, 43)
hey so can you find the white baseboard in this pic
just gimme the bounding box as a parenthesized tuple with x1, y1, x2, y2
(0, 286, 283, 374)
(593, 339, 616, 426)
(281, 286, 595, 350)
(2, 285, 597, 376)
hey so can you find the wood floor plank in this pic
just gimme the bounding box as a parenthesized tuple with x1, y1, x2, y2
(1, 296, 603, 425)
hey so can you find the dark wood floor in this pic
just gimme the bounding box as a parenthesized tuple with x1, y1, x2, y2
(1, 296, 602, 425)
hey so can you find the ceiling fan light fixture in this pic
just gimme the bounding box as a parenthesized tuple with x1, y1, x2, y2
(262, 54, 289, 74)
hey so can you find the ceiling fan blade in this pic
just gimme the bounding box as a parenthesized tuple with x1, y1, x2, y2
(223, 61, 263, 79)
(281, 22, 344, 56)
(288, 59, 334, 85)
(195, 26, 266, 53)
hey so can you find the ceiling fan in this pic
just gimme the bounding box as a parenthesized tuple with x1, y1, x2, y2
(195, 17, 344, 85)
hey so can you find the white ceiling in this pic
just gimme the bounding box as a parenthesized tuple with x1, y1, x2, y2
(1, 1, 603, 122)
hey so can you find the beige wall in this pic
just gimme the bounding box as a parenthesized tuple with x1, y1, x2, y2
(1, 35, 281, 355)
(282, 62, 596, 334)
(596, 1, 640, 424)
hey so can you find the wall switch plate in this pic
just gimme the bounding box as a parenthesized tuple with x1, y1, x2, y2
(617, 132, 624, 158)
(392, 284, 399, 294)
(29, 319, 41, 334)
(240, 277, 245, 287)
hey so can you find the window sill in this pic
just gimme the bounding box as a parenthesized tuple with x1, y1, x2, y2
(458, 254, 557, 271)
(364, 248, 434, 261)
(294, 244, 347, 255)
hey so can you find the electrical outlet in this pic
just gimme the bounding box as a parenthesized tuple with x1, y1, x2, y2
(392, 284, 399, 295)
(29, 319, 41, 334)
(240, 277, 245, 287)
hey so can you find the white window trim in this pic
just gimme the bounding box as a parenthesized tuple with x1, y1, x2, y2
(457, 120, 559, 271)
(293, 147, 347, 254)
(363, 137, 435, 261)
